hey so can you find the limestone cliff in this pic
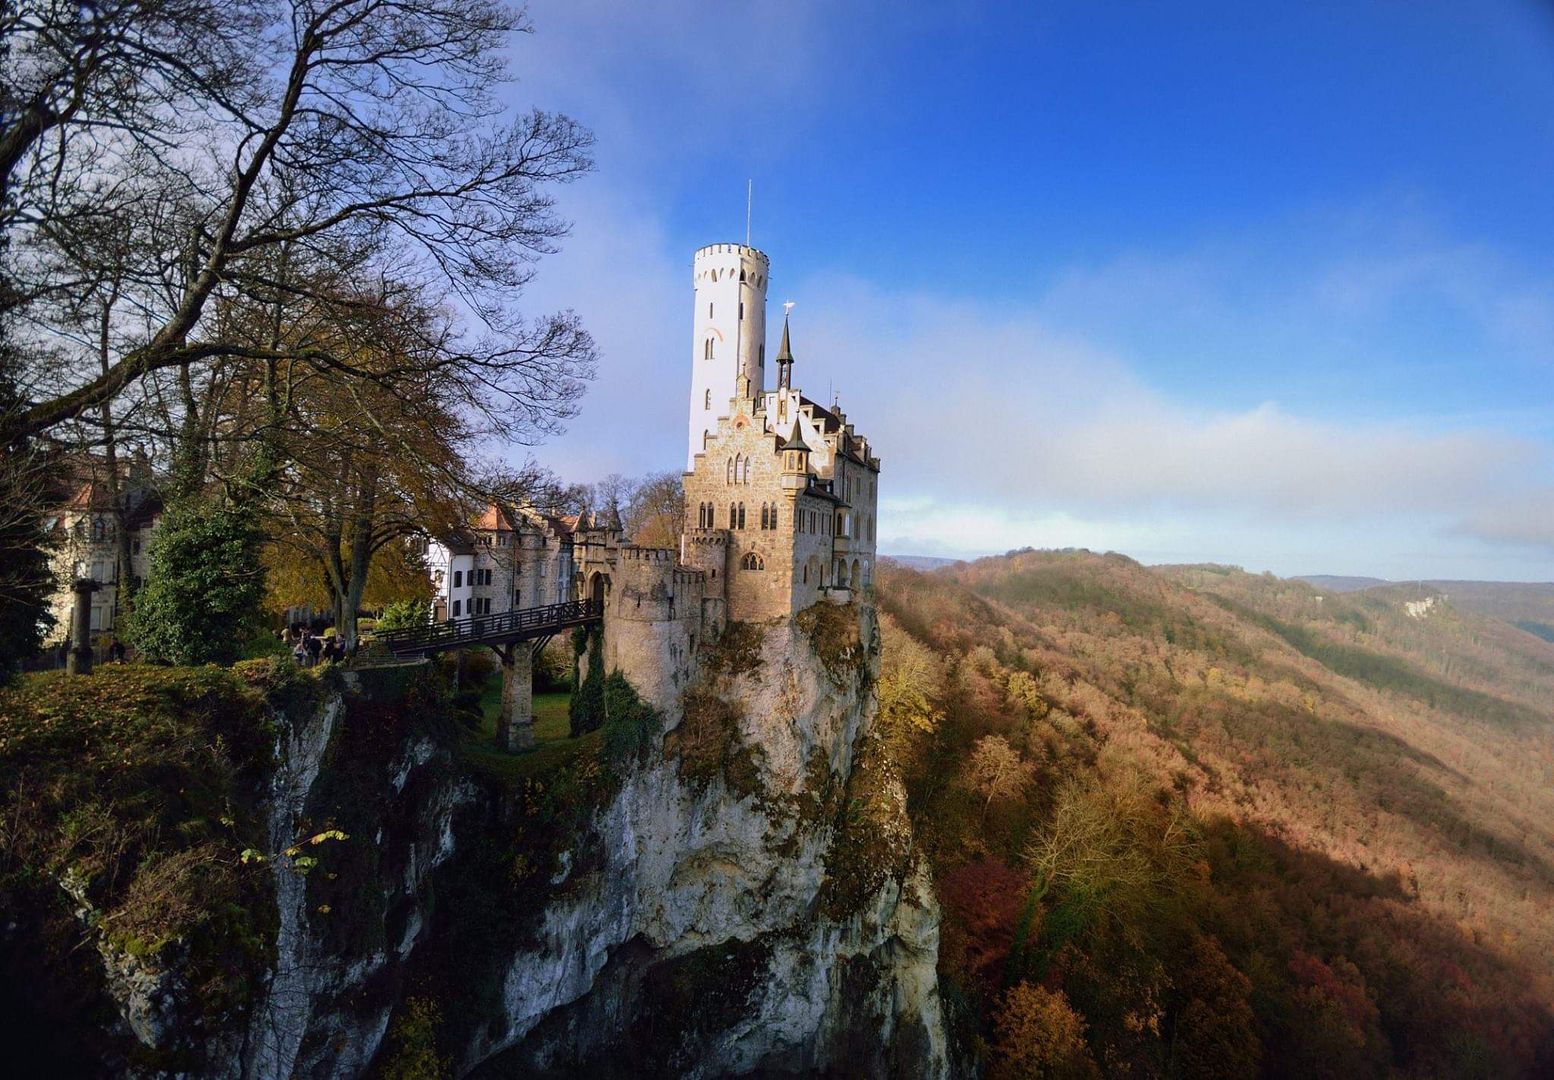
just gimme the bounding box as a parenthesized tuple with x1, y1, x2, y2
(458, 601, 947, 1076)
(42, 603, 946, 1076)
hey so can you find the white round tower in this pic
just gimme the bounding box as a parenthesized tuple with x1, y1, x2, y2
(687, 243, 769, 469)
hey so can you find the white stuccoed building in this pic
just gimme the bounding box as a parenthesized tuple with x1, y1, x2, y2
(423, 504, 582, 623)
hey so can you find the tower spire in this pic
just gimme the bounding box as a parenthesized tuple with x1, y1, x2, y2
(777, 303, 795, 391)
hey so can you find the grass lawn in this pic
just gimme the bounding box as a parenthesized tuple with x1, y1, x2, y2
(461, 672, 590, 783)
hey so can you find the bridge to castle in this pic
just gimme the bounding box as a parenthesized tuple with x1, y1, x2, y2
(373, 596, 605, 752)
(374, 597, 603, 658)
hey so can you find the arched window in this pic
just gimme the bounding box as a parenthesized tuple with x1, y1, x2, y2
(737, 503, 746, 529)
(741, 551, 764, 570)
(742, 457, 751, 483)
(769, 504, 778, 530)
(760, 503, 769, 530)
(734, 454, 742, 485)
(703, 431, 710, 451)
(729, 502, 737, 529)
(704, 338, 714, 360)
(704, 389, 712, 410)
(726, 458, 733, 483)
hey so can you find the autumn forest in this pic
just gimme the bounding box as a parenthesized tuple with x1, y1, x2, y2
(873, 552, 1554, 1078)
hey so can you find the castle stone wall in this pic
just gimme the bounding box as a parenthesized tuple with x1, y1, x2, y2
(602, 547, 707, 717)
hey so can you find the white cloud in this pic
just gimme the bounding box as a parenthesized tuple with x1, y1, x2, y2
(785, 272, 1554, 565)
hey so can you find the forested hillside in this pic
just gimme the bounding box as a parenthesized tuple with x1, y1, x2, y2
(873, 551, 1554, 1078)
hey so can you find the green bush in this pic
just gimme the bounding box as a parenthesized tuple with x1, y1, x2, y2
(534, 640, 573, 693)
(569, 626, 605, 736)
(375, 598, 431, 634)
(125, 500, 266, 665)
(601, 670, 660, 767)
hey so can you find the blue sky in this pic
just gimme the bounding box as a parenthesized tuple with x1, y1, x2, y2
(510, 1, 1554, 581)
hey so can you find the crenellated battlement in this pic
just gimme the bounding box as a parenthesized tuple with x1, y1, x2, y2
(620, 546, 676, 563)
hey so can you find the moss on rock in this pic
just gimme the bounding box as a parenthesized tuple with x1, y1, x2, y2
(622, 936, 775, 1074)
(668, 686, 763, 799)
(817, 728, 914, 921)
(796, 601, 866, 685)
(0, 665, 281, 1069)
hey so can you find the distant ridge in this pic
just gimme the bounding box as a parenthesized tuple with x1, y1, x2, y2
(1295, 574, 1390, 592)
(882, 554, 962, 572)
(1296, 575, 1554, 639)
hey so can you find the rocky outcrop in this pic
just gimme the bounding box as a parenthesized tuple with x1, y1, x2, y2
(80, 603, 945, 1076)
(234, 662, 470, 1079)
(459, 602, 948, 1077)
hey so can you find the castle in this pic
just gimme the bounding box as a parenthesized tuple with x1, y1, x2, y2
(561, 243, 882, 719)
(678, 243, 880, 618)
(428, 241, 881, 640)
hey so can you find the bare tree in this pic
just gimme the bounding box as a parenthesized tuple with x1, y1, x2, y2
(5, 0, 595, 444)
(968, 734, 1032, 821)
(624, 470, 684, 548)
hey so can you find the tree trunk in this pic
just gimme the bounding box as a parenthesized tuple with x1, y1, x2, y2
(95, 291, 137, 625)
(339, 471, 378, 650)
(170, 361, 206, 500)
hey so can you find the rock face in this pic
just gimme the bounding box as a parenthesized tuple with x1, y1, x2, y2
(237, 663, 471, 1079)
(464, 604, 948, 1077)
(87, 603, 947, 1077)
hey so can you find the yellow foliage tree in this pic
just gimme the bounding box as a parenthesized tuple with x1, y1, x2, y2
(988, 982, 1099, 1080)
(878, 612, 945, 739)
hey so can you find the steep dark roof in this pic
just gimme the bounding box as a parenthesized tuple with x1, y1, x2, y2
(780, 421, 810, 453)
(776, 317, 794, 364)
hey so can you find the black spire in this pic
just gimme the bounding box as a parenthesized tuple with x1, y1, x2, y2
(776, 313, 794, 390)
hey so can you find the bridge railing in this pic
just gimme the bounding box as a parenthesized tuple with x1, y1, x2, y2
(373, 596, 603, 655)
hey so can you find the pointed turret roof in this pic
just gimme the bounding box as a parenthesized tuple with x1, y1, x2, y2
(776, 315, 794, 364)
(781, 421, 810, 453)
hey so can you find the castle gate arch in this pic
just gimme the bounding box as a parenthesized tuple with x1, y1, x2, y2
(588, 571, 610, 607)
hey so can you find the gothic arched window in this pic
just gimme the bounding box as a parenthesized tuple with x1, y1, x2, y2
(737, 503, 746, 530)
(726, 458, 733, 484)
(704, 388, 712, 410)
(729, 502, 737, 529)
(741, 551, 763, 570)
(769, 505, 778, 531)
(760, 503, 769, 530)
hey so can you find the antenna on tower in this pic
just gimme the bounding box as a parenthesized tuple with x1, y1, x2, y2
(745, 179, 753, 248)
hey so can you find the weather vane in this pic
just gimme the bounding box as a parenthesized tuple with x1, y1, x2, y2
(784, 300, 795, 316)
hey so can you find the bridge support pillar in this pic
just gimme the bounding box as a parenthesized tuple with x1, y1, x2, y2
(496, 644, 535, 752)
